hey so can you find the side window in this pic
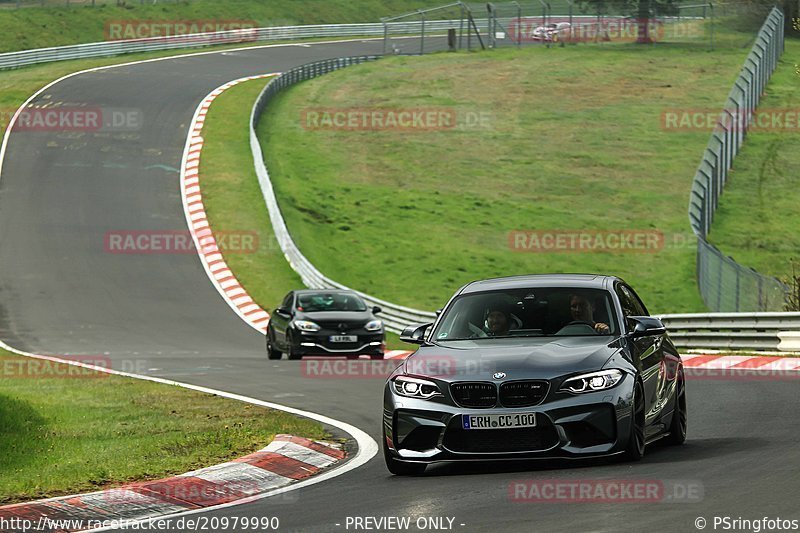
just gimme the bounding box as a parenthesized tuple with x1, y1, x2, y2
(624, 285, 650, 316)
(616, 286, 635, 319)
(615, 284, 646, 326)
(281, 293, 294, 310)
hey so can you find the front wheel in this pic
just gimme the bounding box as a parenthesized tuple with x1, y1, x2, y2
(266, 328, 282, 360)
(383, 434, 426, 476)
(286, 332, 302, 360)
(665, 371, 687, 445)
(623, 381, 646, 461)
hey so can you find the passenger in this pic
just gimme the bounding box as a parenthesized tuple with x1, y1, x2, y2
(569, 294, 610, 334)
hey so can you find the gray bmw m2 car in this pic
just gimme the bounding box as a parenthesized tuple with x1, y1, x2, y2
(383, 274, 686, 475)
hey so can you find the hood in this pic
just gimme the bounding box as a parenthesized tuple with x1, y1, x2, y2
(402, 336, 622, 382)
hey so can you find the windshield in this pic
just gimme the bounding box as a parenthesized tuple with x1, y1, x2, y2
(432, 287, 619, 341)
(296, 292, 367, 312)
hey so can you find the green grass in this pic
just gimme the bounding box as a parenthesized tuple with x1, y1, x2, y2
(198, 78, 304, 316)
(256, 36, 763, 315)
(0, 349, 327, 504)
(0, 0, 444, 54)
(706, 38, 800, 283)
(198, 78, 414, 350)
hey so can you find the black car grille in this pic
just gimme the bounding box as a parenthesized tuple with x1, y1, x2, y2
(443, 420, 560, 453)
(315, 321, 364, 332)
(450, 382, 497, 408)
(499, 380, 549, 407)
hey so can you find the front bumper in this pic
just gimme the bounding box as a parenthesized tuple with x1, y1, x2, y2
(383, 376, 635, 463)
(294, 330, 384, 356)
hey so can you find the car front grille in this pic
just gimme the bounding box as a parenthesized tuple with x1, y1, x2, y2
(315, 321, 364, 332)
(442, 419, 560, 453)
(499, 380, 549, 407)
(450, 382, 497, 408)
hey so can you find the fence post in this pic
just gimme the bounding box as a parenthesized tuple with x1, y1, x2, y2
(420, 10, 426, 55)
(709, 2, 714, 50)
(459, 3, 465, 50)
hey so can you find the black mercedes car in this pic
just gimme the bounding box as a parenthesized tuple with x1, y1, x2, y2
(267, 289, 385, 360)
(383, 274, 686, 475)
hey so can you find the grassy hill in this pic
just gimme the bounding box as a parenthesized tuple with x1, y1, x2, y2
(257, 36, 761, 314)
(0, 0, 443, 53)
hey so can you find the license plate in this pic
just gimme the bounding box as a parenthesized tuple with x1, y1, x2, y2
(329, 335, 357, 343)
(462, 413, 536, 430)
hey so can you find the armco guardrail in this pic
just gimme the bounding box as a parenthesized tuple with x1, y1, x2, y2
(0, 14, 661, 71)
(687, 7, 788, 311)
(249, 56, 437, 334)
(659, 313, 800, 352)
(0, 20, 463, 71)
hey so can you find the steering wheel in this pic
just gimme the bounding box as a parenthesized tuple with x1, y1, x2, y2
(555, 321, 597, 336)
(467, 323, 488, 338)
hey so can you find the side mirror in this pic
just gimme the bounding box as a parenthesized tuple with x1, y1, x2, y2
(276, 307, 291, 317)
(372, 306, 382, 315)
(400, 322, 433, 345)
(627, 316, 666, 338)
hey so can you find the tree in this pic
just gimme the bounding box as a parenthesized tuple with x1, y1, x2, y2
(578, 0, 681, 43)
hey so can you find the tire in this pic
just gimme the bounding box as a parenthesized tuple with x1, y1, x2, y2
(665, 371, 687, 445)
(383, 434, 426, 476)
(623, 381, 646, 461)
(266, 328, 282, 360)
(286, 332, 302, 360)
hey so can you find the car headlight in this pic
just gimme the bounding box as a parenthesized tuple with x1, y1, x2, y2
(365, 319, 383, 332)
(560, 369, 623, 394)
(294, 320, 321, 332)
(392, 376, 442, 399)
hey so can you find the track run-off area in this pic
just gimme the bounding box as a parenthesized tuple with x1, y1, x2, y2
(0, 38, 798, 533)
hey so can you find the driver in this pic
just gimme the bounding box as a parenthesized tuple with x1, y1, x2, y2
(484, 304, 512, 336)
(569, 294, 610, 334)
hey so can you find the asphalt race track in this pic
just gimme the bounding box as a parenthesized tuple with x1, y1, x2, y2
(1, 38, 798, 533)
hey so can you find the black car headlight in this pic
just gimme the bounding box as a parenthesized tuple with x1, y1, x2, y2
(294, 320, 321, 332)
(365, 319, 383, 332)
(560, 369, 623, 394)
(392, 376, 443, 399)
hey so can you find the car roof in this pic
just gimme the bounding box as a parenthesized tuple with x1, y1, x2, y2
(458, 274, 621, 294)
(293, 289, 360, 296)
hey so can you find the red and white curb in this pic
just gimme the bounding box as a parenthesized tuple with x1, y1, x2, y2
(0, 435, 344, 533)
(682, 353, 800, 371)
(180, 74, 280, 335)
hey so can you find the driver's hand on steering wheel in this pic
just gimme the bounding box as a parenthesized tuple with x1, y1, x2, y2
(594, 322, 610, 334)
